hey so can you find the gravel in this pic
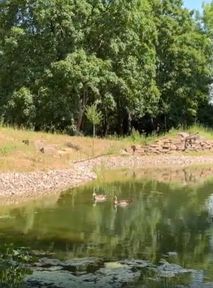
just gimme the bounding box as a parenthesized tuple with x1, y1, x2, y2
(1, 154, 213, 204)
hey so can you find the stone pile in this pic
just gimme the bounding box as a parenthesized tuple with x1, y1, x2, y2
(24, 256, 212, 288)
(125, 132, 213, 155)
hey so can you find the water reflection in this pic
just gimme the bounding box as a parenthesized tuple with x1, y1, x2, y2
(206, 194, 213, 218)
(0, 167, 213, 285)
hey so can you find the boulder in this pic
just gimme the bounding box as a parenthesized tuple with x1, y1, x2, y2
(178, 132, 189, 139)
(25, 261, 141, 288)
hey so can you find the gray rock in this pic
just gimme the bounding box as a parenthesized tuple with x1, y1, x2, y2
(34, 257, 103, 273)
(25, 257, 213, 288)
(156, 261, 194, 278)
(25, 261, 141, 288)
(35, 266, 64, 272)
(35, 257, 64, 268)
(120, 259, 151, 269)
(25, 270, 88, 288)
(96, 262, 141, 287)
(63, 257, 103, 272)
(167, 251, 178, 257)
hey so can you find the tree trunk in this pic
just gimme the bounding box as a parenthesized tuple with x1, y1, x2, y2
(93, 124, 96, 138)
(77, 89, 87, 131)
(77, 108, 84, 131)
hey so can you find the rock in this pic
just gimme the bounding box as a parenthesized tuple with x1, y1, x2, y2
(63, 257, 104, 273)
(178, 132, 189, 139)
(131, 145, 137, 153)
(25, 261, 141, 288)
(95, 262, 141, 288)
(35, 257, 64, 268)
(25, 270, 87, 288)
(121, 149, 130, 155)
(156, 261, 194, 278)
(33, 257, 103, 273)
(39, 145, 58, 155)
(35, 266, 64, 272)
(34, 139, 45, 151)
(162, 145, 170, 150)
(120, 259, 151, 269)
(66, 142, 80, 151)
(127, 132, 213, 155)
(39, 147, 44, 153)
(170, 144, 177, 150)
(163, 139, 172, 144)
(22, 139, 30, 145)
(25, 257, 213, 288)
(167, 251, 178, 258)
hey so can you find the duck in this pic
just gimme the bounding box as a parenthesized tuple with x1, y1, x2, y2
(92, 191, 107, 202)
(113, 195, 130, 207)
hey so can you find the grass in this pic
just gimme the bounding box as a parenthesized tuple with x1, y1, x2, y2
(107, 129, 159, 145)
(0, 125, 130, 172)
(108, 124, 213, 145)
(0, 124, 213, 172)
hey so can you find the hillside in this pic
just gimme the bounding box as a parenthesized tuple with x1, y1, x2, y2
(0, 127, 126, 172)
(1, 126, 213, 172)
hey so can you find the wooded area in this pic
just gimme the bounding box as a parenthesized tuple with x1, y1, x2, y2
(0, 0, 213, 135)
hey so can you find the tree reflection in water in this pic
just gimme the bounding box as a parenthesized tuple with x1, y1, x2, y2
(0, 167, 213, 284)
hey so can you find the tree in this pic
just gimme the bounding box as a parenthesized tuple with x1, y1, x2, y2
(0, 0, 212, 134)
(203, 1, 213, 40)
(35, 49, 117, 133)
(87, 0, 159, 134)
(151, 0, 212, 129)
(5, 87, 35, 128)
(85, 102, 103, 137)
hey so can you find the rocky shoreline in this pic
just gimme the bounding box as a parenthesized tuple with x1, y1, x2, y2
(3, 251, 211, 288)
(1, 154, 213, 205)
(24, 256, 202, 288)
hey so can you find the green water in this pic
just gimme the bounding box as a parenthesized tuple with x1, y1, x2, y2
(1, 168, 213, 286)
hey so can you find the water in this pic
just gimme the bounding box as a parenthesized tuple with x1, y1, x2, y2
(1, 167, 213, 287)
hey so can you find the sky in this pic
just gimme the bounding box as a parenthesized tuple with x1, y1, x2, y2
(184, 0, 212, 11)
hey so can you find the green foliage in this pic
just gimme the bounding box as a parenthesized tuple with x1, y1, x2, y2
(204, 1, 213, 39)
(36, 49, 117, 132)
(0, 0, 212, 135)
(85, 103, 103, 127)
(130, 128, 141, 142)
(85, 103, 103, 137)
(0, 245, 32, 288)
(5, 87, 35, 128)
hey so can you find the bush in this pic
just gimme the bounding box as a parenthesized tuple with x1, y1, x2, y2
(5, 87, 35, 128)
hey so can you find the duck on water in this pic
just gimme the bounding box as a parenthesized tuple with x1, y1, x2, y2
(92, 191, 107, 202)
(92, 191, 131, 208)
(113, 195, 130, 207)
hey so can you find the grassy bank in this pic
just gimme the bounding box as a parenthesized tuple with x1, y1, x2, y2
(0, 125, 213, 172)
(0, 126, 128, 172)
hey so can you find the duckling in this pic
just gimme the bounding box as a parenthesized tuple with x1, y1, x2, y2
(92, 191, 106, 202)
(113, 195, 130, 207)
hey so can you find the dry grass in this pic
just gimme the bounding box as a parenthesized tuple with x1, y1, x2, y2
(0, 126, 130, 172)
(1, 124, 213, 172)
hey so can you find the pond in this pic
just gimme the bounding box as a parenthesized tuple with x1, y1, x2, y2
(1, 167, 213, 287)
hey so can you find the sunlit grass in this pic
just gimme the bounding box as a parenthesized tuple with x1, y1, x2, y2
(0, 125, 128, 171)
(0, 123, 213, 172)
(113, 124, 213, 144)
